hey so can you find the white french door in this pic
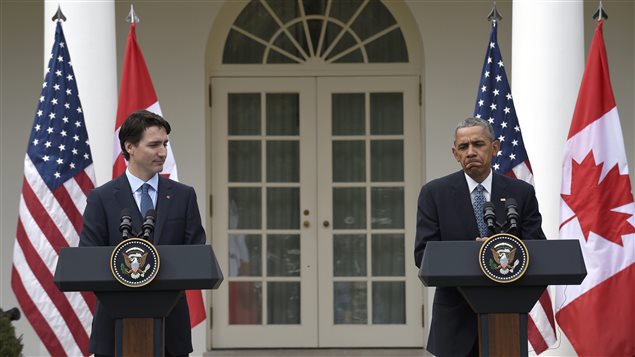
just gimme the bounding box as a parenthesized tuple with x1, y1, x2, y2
(210, 76, 423, 348)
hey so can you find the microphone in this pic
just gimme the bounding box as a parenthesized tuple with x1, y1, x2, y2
(142, 209, 156, 240)
(483, 201, 497, 234)
(119, 208, 133, 239)
(505, 198, 520, 233)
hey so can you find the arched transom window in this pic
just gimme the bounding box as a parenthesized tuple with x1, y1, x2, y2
(223, 0, 409, 64)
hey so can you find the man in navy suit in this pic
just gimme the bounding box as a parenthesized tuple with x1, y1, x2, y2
(414, 117, 546, 356)
(79, 110, 205, 356)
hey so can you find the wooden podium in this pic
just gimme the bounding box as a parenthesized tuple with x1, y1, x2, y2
(54, 244, 223, 357)
(419, 240, 586, 357)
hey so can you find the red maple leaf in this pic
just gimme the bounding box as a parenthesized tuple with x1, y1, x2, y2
(561, 152, 635, 246)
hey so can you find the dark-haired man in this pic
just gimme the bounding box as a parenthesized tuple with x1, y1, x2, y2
(414, 117, 546, 356)
(79, 110, 205, 356)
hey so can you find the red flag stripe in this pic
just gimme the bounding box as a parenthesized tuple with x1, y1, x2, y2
(527, 317, 548, 354)
(11, 267, 67, 357)
(52, 184, 84, 234)
(16, 220, 90, 351)
(73, 168, 95, 197)
(537, 290, 556, 331)
(21, 178, 69, 254)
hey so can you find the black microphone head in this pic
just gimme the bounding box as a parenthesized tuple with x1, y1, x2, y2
(483, 201, 496, 213)
(144, 209, 156, 219)
(505, 198, 518, 210)
(121, 208, 133, 219)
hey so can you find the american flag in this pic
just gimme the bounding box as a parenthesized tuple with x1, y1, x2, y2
(473, 22, 556, 354)
(11, 21, 95, 356)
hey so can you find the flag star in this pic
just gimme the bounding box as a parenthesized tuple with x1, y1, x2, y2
(39, 96, 45, 103)
(490, 103, 497, 110)
(42, 82, 47, 88)
(51, 98, 58, 105)
(509, 153, 516, 160)
(493, 163, 500, 171)
(48, 112, 56, 120)
(69, 162, 76, 169)
(45, 141, 52, 148)
(35, 124, 41, 131)
(63, 116, 69, 123)
(498, 135, 505, 142)
(512, 140, 519, 146)
(487, 57, 492, 64)
(55, 70, 62, 77)
(54, 172, 61, 178)
(60, 42, 65, 48)
(493, 89, 499, 96)
(84, 153, 90, 159)
(489, 42, 495, 49)
(75, 120, 82, 127)
(66, 89, 72, 95)
(46, 127, 54, 134)
(53, 84, 60, 91)
(73, 135, 79, 141)
(57, 55, 64, 62)
(58, 144, 66, 151)
(481, 85, 487, 92)
(68, 61, 73, 67)
(514, 125, 520, 132)
(60, 130, 67, 137)
(66, 74, 74, 81)
(497, 150, 502, 156)
(76, 107, 82, 113)
(46, 66, 51, 72)
(498, 60, 504, 67)
(485, 71, 490, 78)
(64, 103, 70, 109)
(501, 121, 508, 128)
(504, 107, 511, 114)
(496, 75, 502, 82)
(32, 139, 39, 146)
(475, 114, 482, 118)
(56, 158, 64, 164)
(478, 99, 484, 107)
(506, 93, 512, 100)
(488, 118, 494, 124)
(43, 155, 50, 162)
(37, 110, 43, 117)
(72, 148, 78, 155)
(85, 139, 90, 146)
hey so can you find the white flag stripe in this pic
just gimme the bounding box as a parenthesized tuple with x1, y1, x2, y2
(511, 162, 534, 185)
(24, 156, 82, 246)
(13, 243, 84, 357)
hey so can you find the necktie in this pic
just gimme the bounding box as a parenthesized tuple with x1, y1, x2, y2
(140, 183, 153, 217)
(473, 184, 488, 237)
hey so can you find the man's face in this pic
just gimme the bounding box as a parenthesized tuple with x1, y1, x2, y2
(125, 126, 168, 181)
(451, 125, 500, 183)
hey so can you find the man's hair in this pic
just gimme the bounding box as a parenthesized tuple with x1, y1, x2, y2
(454, 117, 495, 142)
(119, 110, 171, 161)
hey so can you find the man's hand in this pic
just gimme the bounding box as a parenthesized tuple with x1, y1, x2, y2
(475, 237, 488, 242)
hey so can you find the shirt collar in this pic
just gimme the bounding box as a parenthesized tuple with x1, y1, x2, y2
(126, 169, 159, 192)
(464, 170, 493, 195)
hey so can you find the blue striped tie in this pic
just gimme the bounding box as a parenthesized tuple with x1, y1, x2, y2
(473, 184, 488, 237)
(140, 183, 153, 217)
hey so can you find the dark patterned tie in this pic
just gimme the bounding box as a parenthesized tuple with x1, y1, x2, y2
(473, 184, 488, 237)
(140, 183, 153, 217)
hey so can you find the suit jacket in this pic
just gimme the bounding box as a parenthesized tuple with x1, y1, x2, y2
(414, 170, 545, 356)
(79, 174, 206, 356)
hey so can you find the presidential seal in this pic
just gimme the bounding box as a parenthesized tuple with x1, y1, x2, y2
(479, 233, 529, 283)
(110, 238, 160, 288)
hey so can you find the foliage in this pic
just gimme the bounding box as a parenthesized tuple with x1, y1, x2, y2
(0, 313, 23, 357)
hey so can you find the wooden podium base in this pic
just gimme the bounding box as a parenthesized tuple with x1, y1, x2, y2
(478, 313, 528, 357)
(115, 317, 165, 357)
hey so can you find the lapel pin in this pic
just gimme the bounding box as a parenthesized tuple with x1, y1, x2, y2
(166, 195, 171, 200)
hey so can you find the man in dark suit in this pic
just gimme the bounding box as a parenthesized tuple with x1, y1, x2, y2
(414, 117, 546, 356)
(79, 110, 205, 356)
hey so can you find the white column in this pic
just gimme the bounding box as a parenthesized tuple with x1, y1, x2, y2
(44, 0, 117, 186)
(512, 1, 583, 356)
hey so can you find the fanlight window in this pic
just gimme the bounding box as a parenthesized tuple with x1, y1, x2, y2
(223, 0, 408, 64)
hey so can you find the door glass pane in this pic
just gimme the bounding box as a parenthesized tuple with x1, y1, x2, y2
(370, 140, 403, 182)
(372, 282, 405, 324)
(229, 234, 262, 277)
(267, 187, 300, 229)
(229, 140, 261, 182)
(371, 234, 404, 276)
(267, 234, 300, 277)
(370, 93, 403, 135)
(267, 93, 299, 135)
(332, 93, 365, 135)
(229, 188, 262, 229)
(229, 281, 262, 324)
(268, 282, 301, 324)
(333, 140, 365, 182)
(371, 187, 403, 229)
(333, 187, 366, 229)
(334, 282, 367, 324)
(228, 93, 260, 135)
(267, 141, 299, 182)
(333, 234, 366, 277)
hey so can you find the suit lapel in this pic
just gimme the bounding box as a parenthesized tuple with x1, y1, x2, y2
(449, 171, 481, 238)
(154, 176, 172, 244)
(113, 174, 144, 236)
(490, 174, 510, 224)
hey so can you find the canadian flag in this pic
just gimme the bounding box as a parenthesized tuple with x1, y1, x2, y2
(114, 22, 206, 328)
(557, 20, 635, 356)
